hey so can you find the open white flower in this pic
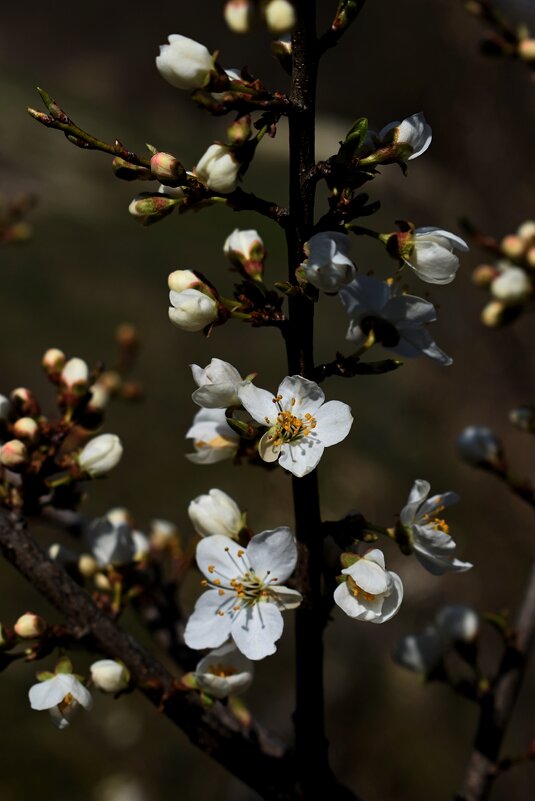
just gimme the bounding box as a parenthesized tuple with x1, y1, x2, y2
(188, 489, 244, 538)
(186, 408, 239, 465)
(238, 375, 353, 478)
(156, 34, 215, 91)
(78, 434, 123, 477)
(334, 549, 403, 623)
(195, 144, 240, 194)
(194, 643, 253, 698)
(302, 231, 357, 293)
(491, 266, 531, 304)
(184, 527, 302, 660)
(191, 358, 246, 409)
(169, 288, 218, 332)
(378, 112, 432, 160)
(29, 672, 92, 729)
(399, 479, 472, 575)
(340, 274, 452, 366)
(403, 227, 469, 285)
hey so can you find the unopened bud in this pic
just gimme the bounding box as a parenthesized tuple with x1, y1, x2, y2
(518, 38, 535, 62)
(224, 228, 266, 280)
(168, 269, 202, 292)
(87, 383, 110, 412)
(491, 267, 531, 304)
(509, 405, 535, 433)
(42, 348, 66, 378)
(500, 234, 525, 260)
(226, 115, 252, 147)
(517, 220, 535, 243)
(457, 425, 503, 468)
(61, 357, 90, 392)
(94, 572, 112, 591)
(112, 157, 152, 181)
(90, 659, 130, 693)
(14, 612, 47, 639)
(10, 387, 40, 417)
(264, 0, 296, 34)
(472, 264, 498, 288)
(481, 300, 506, 327)
(128, 193, 180, 226)
(0, 439, 28, 469)
(12, 417, 39, 444)
(78, 553, 98, 578)
(224, 0, 254, 33)
(150, 152, 186, 186)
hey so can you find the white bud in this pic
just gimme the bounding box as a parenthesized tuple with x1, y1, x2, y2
(195, 144, 240, 194)
(168, 288, 218, 332)
(14, 612, 47, 639)
(42, 348, 66, 376)
(0, 439, 28, 469)
(435, 605, 479, 644)
(491, 267, 531, 304)
(457, 426, 502, 467)
(224, 0, 254, 33)
(191, 358, 245, 408)
(188, 489, 243, 538)
(264, 0, 296, 34)
(156, 34, 214, 91)
(378, 112, 432, 160)
(150, 519, 179, 549)
(168, 269, 200, 293)
(517, 220, 535, 244)
(90, 659, 129, 693)
(12, 417, 39, 443)
(61, 357, 89, 389)
(78, 434, 123, 476)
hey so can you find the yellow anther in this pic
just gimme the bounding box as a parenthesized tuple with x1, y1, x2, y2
(290, 397, 296, 406)
(216, 610, 225, 616)
(218, 589, 225, 596)
(237, 549, 245, 557)
(200, 579, 208, 587)
(213, 578, 221, 586)
(208, 565, 215, 574)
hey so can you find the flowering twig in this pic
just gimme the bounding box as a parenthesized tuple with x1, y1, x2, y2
(0, 511, 301, 800)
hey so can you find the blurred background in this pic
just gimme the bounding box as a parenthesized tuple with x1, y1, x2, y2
(1, 1, 535, 799)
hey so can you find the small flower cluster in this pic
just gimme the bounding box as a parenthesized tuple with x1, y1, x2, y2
(471, 220, 535, 327)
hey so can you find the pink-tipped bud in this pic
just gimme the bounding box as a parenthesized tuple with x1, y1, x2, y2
(226, 115, 252, 147)
(501, 234, 525, 260)
(224, 0, 254, 33)
(128, 193, 180, 226)
(150, 152, 186, 186)
(472, 264, 498, 288)
(14, 612, 47, 639)
(168, 269, 201, 293)
(42, 348, 66, 378)
(0, 439, 28, 469)
(12, 417, 39, 444)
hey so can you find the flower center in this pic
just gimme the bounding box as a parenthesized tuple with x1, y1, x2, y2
(266, 395, 317, 446)
(206, 663, 238, 678)
(347, 576, 376, 602)
(204, 547, 279, 616)
(421, 500, 450, 534)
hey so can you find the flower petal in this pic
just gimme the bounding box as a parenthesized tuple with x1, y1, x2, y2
(246, 527, 297, 583)
(277, 375, 325, 415)
(29, 675, 70, 710)
(230, 601, 284, 660)
(184, 590, 233, 650)
(271, 586, 303, 609)
(372, 572, 403, 623)
(278, 439, 324, 477)
(314, 401, 353, 446)
(238, 383, 276, 426)
(400, 479, 430, 526)
(196, 534, 248, 584)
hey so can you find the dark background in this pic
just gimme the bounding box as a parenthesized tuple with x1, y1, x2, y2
(1, 1, 535, 800)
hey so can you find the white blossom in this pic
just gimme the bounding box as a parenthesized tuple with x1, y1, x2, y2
(457, 426, 502, 467)
(378, 112, 432, 160)
(333, 549, 403, 623)
(156, 34, 214, 91)
(188, 489, 244, 538)
(340, 274, 452, 365)
(238, 375, 353, 478)
(404, 227, 469, 285)
(191, 358, 246, 408)
(184, 527, 301, 660)
(194, 643, 253, 698)
(399, 479, 472, 575)
(29, 672, 92, 729)
(78, 434, 123, 477)
(491, 266, 531, 304)
(435, 604, 479, 643)
(90, 660, 129, 693)
(186, 408, 239, 465)
(169, 288, 218, 332)
(303, 232, 356, 293)
(195, 144, 240, 194)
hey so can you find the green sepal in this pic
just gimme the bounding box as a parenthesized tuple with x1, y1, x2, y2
(343, 117, 368, 149)
(340, 552, 360, 568)
(54, 656, 73, 675)
(36, 671, 55, 682)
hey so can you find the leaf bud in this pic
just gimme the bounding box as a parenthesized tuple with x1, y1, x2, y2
(14, 612, 47, 639)
(128, 193, 180, 226)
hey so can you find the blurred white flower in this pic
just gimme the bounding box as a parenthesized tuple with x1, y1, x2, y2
(457, 425, 502, 467)
(194, 642, 253, 698)
(88, 511, 148, 567)
(303, 232, 356, 293)
(491, 266, 531, 304)
(186, 408, 239, 464)
(404, 227, 469, 285)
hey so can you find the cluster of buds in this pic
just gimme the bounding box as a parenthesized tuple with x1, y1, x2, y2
(224, 0, 296, 36)
(0, 349, 125, 514)
(0, 192, 36, 245)
(471, 221, 535, 327)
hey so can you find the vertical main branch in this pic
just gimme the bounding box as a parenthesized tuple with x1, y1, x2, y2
(285, 3, 333, 797)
